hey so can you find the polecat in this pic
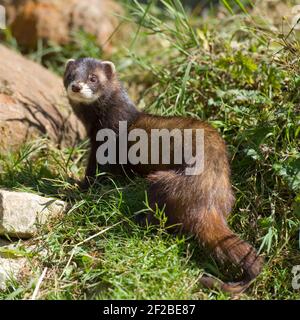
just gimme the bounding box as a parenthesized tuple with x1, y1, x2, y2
(64, 57, 264, 294)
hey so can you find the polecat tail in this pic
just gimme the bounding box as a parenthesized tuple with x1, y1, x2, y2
(197, 209, 264, 294)
(147, 170, 263, 294)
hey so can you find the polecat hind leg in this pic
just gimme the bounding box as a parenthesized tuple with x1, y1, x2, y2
(135, 211, 159, 227)
(146, 170, 263, 294)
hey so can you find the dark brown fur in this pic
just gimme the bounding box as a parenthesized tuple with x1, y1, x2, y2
(64, 58, 264, 294)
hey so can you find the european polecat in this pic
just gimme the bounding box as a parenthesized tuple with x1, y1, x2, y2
(64, 57, 264, 294)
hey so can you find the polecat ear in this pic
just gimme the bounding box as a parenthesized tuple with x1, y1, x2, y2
(65, 59, 75, 69)
(102, 61, 116, 79)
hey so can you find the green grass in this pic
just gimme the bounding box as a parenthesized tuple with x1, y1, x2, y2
(0, 0, 299, 299)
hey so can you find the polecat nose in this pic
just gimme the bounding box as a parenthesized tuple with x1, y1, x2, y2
(72, 83, 82, 93)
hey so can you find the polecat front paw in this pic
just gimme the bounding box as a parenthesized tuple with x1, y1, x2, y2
(76, 178, 94, 191)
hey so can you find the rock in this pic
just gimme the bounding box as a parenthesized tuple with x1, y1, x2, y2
(0, 239, 49, 291)
(250, 1, 296, 32)
(0, 44, 86, 152)
(0, 189, 67, 238)
(0, 0, 124, 53)
(0, 239, 27, 290)
(0, 257, 26, 290)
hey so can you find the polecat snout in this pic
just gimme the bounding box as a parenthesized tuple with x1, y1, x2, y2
(64, 57, 264, 294)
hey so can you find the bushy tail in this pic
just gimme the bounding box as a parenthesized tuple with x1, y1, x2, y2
(147, 170, 263, 294)
(197, 208, 264, 294)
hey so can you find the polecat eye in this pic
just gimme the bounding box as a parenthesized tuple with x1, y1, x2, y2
(89, 74, 98, 83)
(67, 73, 73, 82)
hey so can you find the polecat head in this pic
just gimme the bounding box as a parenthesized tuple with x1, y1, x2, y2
(63, 58, 116, 104)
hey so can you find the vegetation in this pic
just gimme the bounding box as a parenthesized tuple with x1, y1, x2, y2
(0, 0, 299, 299)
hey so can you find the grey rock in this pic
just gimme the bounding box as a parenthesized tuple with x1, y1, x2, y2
(0, 240, 27, 291)
(0, 189, 67, 238)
